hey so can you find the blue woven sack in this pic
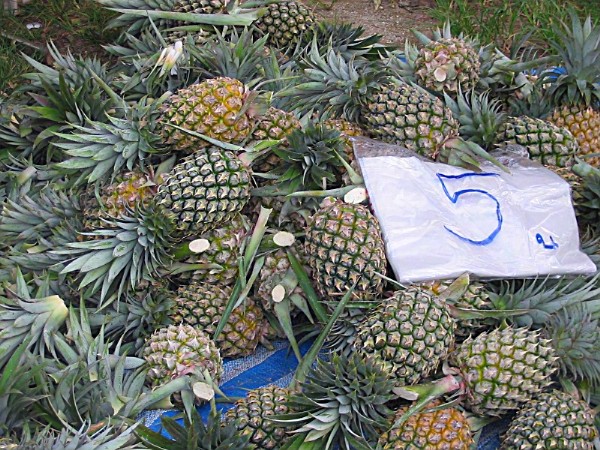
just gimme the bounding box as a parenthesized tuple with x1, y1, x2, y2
(140, 340, 508, 449)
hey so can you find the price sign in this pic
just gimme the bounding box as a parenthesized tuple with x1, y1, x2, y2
(358, 154, 596, 282)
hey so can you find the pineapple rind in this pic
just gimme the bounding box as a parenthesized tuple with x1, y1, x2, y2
(500, 390, 597, 449)
(380, 400, 473, 450)
(156, 147, 251, 234)
(452, 327, 558, 416)
(304, 198, 387, 303)
(225, 386, 291, 450)
(143, 324, 223, 386)
(355, 288, 456, 386)
(159, 77, 252, 151)
(364, 82, 459, 159)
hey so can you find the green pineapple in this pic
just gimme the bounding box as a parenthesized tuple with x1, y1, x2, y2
(496, 115, 578, 167)
(156, 147, 251, 235)
(225, 385, 292, 449)
(450, 326, 557, 416)
(304, 197, 387, 304)
(252, 0, 315, 50)
(354, 288, 456, 386)
(500, 389, 597, 449)
(422, 278, 493, 340)
(143, 324, 223, 386)
(171, 282, 268, 358)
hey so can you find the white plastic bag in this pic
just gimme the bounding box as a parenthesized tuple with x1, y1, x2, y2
(354, 138, 597, 283)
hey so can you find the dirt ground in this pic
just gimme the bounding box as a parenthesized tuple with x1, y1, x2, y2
(311, 0, 438, 46)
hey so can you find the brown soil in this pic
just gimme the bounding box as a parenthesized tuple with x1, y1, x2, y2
(310, 0, 438, 46)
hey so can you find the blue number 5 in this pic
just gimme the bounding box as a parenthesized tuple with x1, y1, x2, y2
(437, 172, 503, 246)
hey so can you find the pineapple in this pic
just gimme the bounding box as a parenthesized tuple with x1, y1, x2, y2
(80, 170, 158, 232)
(496, 115, 578, 167)
(251, 107, 301, 175)
(304, 197, 387, 304)
(354, 288, 456, 386)
(158, 77, 254, 152)
(143, 324, 223, 386)
(450, 326, 557, 416)
(156, 147, 251, 235)
(414, 37, 481, 95)
(541, 12, 600, 166)
(379, 400, 474, 449)
(252, 107, 301, 143)
(444, 89, 578, 167)
(171, 283, 268, 358)
(225, 385, 292, 449)
(274, 352, 395, 449)
(500, 389, 597, 449)
(252, 0, 315, 50)
(422, 278, 493, 340)
(177, 214, 249, 286)
(281, 47, 496, 170)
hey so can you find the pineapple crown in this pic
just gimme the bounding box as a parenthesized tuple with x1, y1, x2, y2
(54, 95, 168, 187)
(296, 21, 390, 61)
(0, 188, 81, 248)
(541, 10, 600, 107)
(137, 406, 253, 450)
(18, 424, 143, 450)
(277, 41, 391, 122)
(271, 123, 347, 192)
(274, 352, 395, 450)
(0, 268, 69, 366)
(443, 88, 506, 150)
(544, 305, 600, 388)
(54, 202, 177, 305)
(484, 275, 600, 329)
(188, 27, 270, 86)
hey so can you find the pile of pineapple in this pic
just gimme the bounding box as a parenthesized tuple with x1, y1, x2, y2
(1, 0, 600, 448)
